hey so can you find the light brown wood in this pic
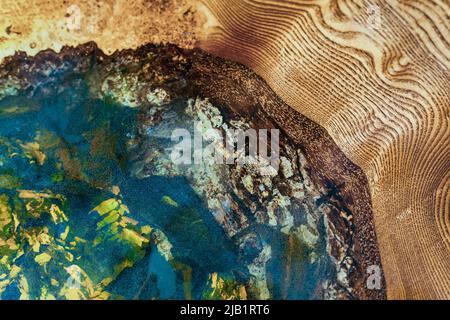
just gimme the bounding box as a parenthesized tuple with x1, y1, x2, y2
(195, 0, 450, 299)
(0, 0, 448, 299)
(0, 0, 204, 60)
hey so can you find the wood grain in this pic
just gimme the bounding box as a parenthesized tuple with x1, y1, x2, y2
(0, 0, 204, 61)
(195, 0, 450, 299)
(0, 0, 448, 299)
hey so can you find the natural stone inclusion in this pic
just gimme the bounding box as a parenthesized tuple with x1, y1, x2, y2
(0, 43, 385, 300)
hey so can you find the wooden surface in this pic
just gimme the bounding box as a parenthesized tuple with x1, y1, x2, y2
(0, 0, 448, 299)
(196, 0, 450, 299)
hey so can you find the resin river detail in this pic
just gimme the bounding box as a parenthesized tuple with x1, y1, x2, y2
(0, 43, 385, 299)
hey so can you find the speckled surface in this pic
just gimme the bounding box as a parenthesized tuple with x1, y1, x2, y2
(0, 43, 385, 299)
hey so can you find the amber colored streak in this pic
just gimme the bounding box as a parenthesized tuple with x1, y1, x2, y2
(196, 0, 450, 299)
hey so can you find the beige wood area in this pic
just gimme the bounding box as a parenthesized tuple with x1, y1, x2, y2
(196, 0, 450, 300)
(0, 0, 448, 299)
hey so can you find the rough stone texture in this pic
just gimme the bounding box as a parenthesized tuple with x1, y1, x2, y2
(0, 42, 386, 299)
